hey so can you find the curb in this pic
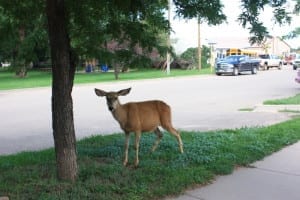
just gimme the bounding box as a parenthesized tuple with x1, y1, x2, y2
(253, 104, 300, 113)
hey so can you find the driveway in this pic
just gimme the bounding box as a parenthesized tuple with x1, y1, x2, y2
(0, 66, 299, 155)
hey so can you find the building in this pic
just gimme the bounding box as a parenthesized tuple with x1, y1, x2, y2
(211, 36, 291, 59)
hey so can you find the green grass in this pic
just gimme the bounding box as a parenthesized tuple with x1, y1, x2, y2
(279, 109, 300, 113)
(1, 117, 300, 199)
(0, 68, 212, 90)
(238, 107, 255, 112)
(0, 70, 52, 90)
(264, 93, 300, 105)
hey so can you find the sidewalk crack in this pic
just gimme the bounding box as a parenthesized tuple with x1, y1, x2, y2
(184, 192, 205, 200)
(255, 167, 300, 177)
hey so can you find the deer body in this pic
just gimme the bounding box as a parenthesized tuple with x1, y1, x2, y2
(95, 88, 183, 167)
(113, 101, 168, 132)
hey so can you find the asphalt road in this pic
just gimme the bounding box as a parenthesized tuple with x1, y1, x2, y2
(0, 66, 299, 155)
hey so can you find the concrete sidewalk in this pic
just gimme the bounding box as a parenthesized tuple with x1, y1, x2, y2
(167, 141, 300, 200)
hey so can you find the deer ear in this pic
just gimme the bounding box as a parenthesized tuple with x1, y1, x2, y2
(118, 88, 131, 96)
(94, 88, 107, 97)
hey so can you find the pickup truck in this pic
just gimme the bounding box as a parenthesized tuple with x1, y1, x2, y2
(258, 54, 283, 70)
(215, 55, 260, 76)
(292, 54, 300, 70)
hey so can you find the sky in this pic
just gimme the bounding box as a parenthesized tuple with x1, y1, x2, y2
(170, 0, 300, 53)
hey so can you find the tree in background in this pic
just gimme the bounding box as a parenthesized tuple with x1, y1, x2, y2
(283, 27, 300, 49)
(0, 0, 170, 76)
(0, 0, 48, 77)
(69, 0, 171, 79)
(278, 0, 300, 50)
(238, 0, 294, 44)
(180, 46, 211, 69)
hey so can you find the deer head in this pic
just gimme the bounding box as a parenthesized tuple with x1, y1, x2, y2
(94, 88, 131, 112)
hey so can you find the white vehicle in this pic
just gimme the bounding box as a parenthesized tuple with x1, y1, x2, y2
(0, 62, 11, 67)
(292, 54, 300, 70)
(258, 54, 283, 70)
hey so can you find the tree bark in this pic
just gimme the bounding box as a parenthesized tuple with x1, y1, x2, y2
(15, 67, 27, 78)
(114, 63, 120, 80)
(46, 0, 77, 181)
(197, 17, 202, 71)
(15, 26, 27, 78)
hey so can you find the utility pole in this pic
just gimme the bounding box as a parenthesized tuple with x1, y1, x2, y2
(166, 0, 171, 75)
(208, 41, 216, 72)
(197, 16, 202, 71)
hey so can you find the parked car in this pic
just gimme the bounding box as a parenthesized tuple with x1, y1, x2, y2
(215, 55, 259, 76)
(292, 54, 300, 70)
(284, 52, 297, 65)
(258, 54, 283, 70)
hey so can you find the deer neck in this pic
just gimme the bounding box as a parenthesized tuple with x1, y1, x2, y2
(111, 100, 127, 124)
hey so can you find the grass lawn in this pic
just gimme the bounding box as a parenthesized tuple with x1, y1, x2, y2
(1, 117, 300, 200)
(0, 68, 212, 90)
(264, 93, 300, 105)
(238, 107, 255, 112)
(0, 70, 52, 90)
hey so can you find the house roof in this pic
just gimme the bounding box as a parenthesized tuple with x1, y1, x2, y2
(211, 36, 291, 49)
(210, 36, 257, 49)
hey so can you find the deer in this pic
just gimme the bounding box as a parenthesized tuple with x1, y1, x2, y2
(94, 87, 183, 167)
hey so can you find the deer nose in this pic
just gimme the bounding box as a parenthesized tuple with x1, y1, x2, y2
(108, 106, 114, 111)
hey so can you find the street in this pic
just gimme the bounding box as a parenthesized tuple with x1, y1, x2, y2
(0, 66, 299, 155)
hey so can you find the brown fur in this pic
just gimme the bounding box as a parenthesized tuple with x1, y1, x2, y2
(95, 87, 183, 166)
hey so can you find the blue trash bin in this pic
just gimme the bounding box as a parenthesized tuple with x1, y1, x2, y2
(85, 64, 92, 73)
(101, 64, 108, 72)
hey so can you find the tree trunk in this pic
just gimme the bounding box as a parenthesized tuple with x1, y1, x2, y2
(14, 26, 27, 78)
(15, 66, 27, 78)
(197, 17, 202, 71)
(46, 0, 77, 182)
(114, 63, 120, 80)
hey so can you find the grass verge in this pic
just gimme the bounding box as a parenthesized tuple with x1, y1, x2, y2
(238, 107, 255, 112)
(0, 68, 212, 90)
(279, 109, 300, 114)
(1, 117, 300, 199)
(264, 93, 300, 105)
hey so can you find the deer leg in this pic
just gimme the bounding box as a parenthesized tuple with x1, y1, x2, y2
(152, 127, 163, 152)
(123, 132, 130, 166)
(164, 126, 184, 153)
(134, 132, 141, 167)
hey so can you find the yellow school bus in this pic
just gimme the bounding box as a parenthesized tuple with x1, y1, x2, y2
(226, 48, 257, 57)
